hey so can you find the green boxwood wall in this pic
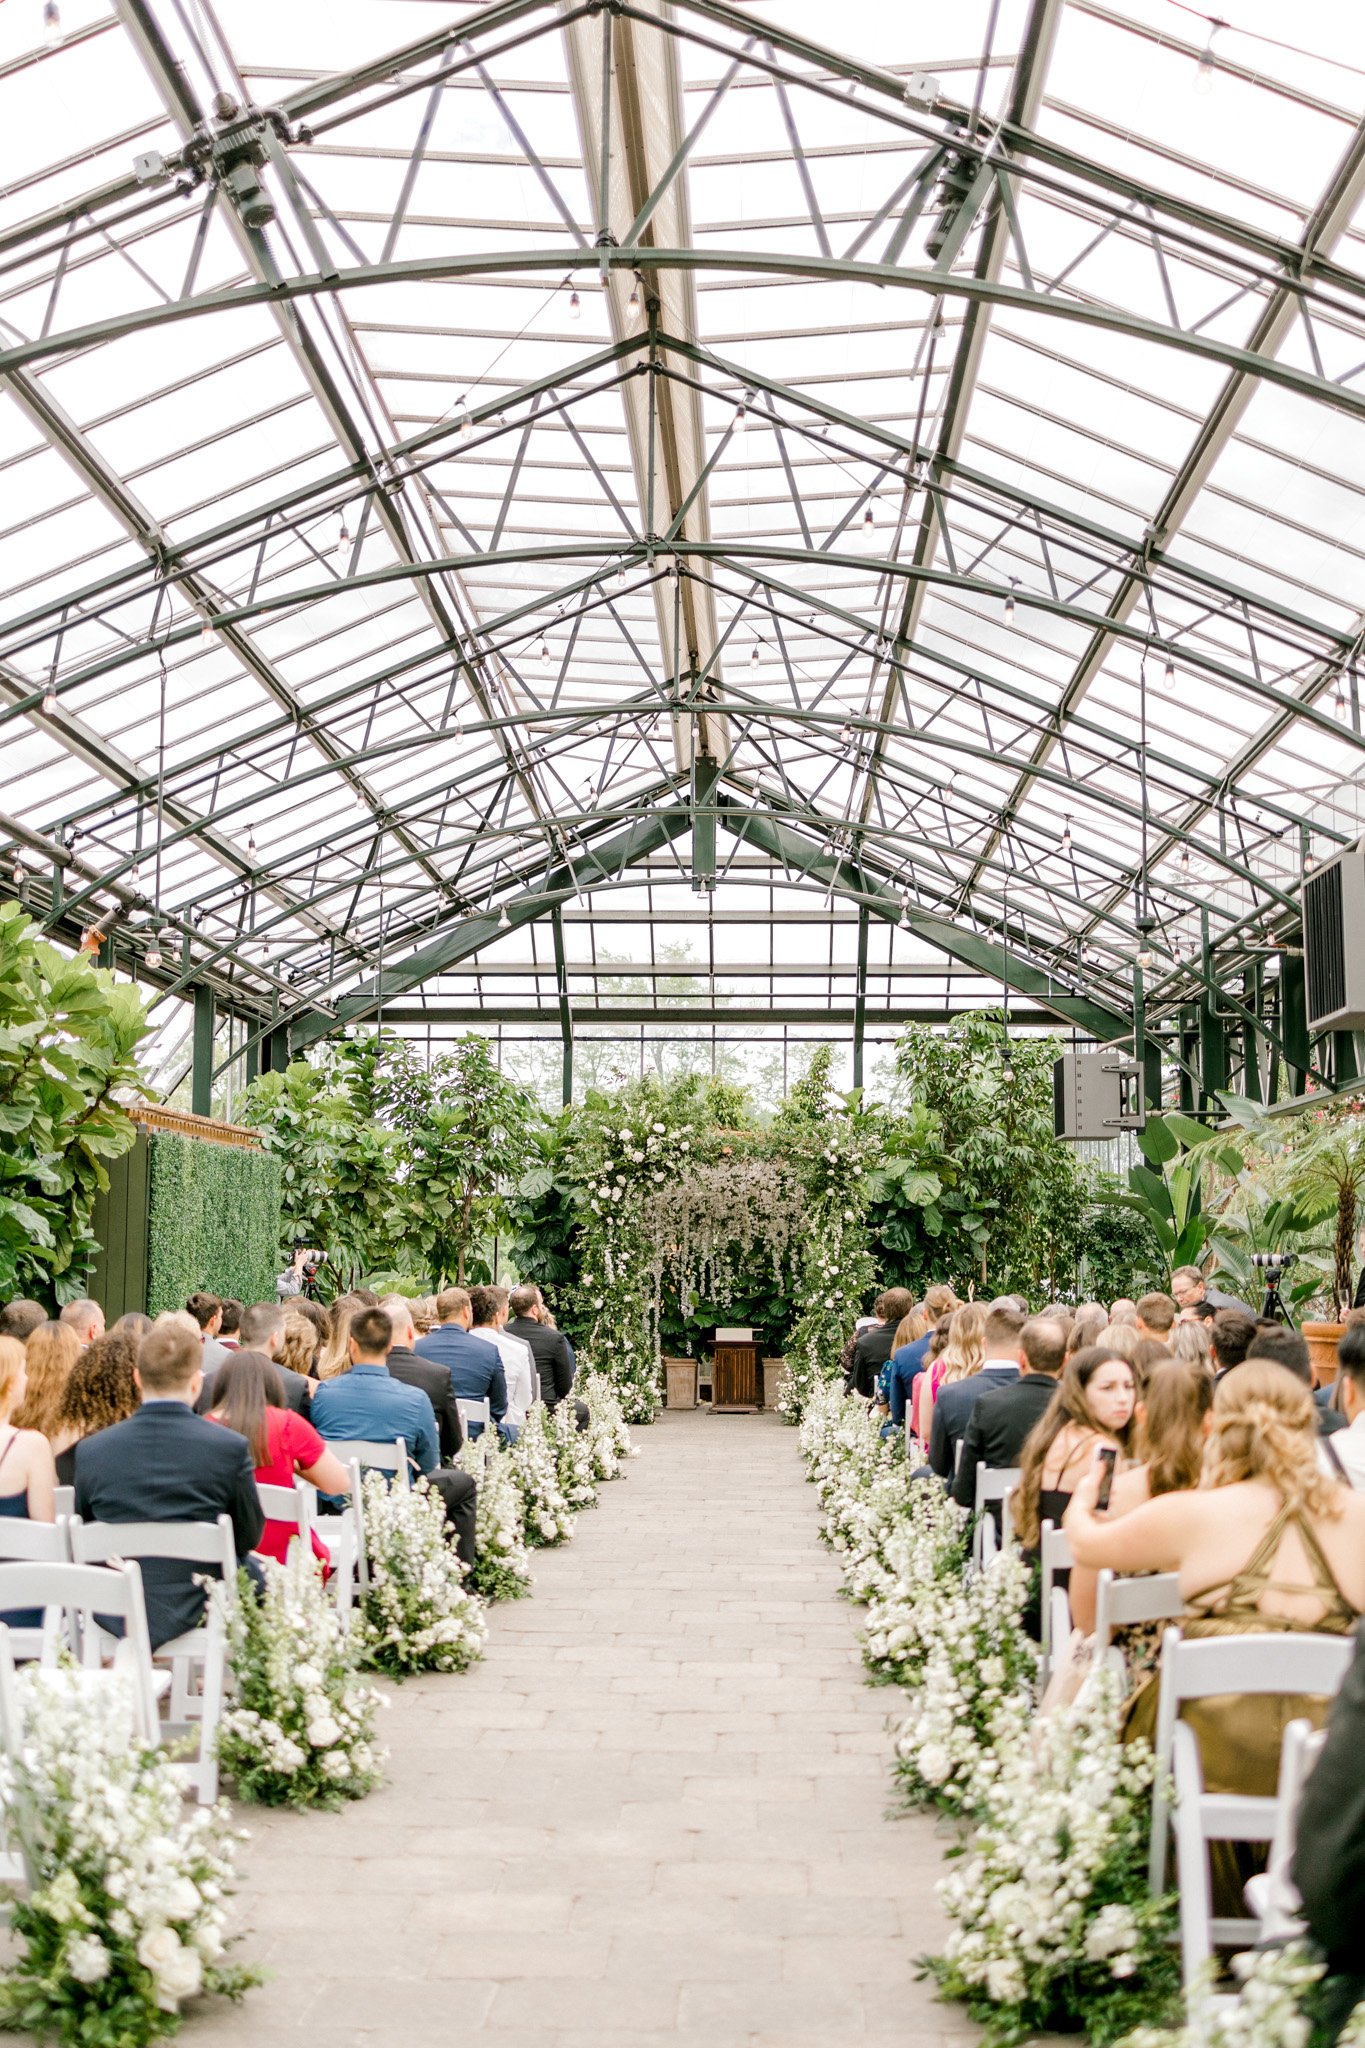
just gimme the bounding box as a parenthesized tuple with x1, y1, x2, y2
(146, 1133, 283, 1315)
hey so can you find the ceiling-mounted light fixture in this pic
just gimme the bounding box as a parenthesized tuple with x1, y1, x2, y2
(733, 399, 747, 433)
(1061, 816, 1072, 853)
(1179, 844, 1191, 873)
(337, 514, 350, 554)
(41, 689, 57, 716)
(1004, 579, 1017, 626)
(750, 640, 761, 668)
(1162, 657, 1176, 690)
(42, 0, 61, 47)
(497, 904, 510, 929)
(1194, 28, 1219, 94)
(456, 400, 472, 440)
(247, 832, 257, 860)
(200, 614, 213, 641)
(862, 501, 875, 536)
(626, 273, 642, 319)
(144, 931, 163, 971)
(568, 289, 581, 320)
(539, 640, 551, 667)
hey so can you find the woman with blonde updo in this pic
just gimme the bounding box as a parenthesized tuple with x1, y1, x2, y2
(1067, 1361, 1365, 1905)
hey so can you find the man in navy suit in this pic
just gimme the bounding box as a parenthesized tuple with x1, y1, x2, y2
(74, 1320, 264, 1649)
(414, 1287, 509, 1437)
(927, 1302, 1026, 1481)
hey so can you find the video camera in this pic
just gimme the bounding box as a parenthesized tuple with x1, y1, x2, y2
(1250, 1252, 1296, 1273)
(1249, 1250, 1296, 1325)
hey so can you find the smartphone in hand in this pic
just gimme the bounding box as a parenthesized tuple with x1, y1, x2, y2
(1095, 1444, 1118, 1512)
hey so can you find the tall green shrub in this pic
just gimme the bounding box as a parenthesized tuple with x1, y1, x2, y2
(146, 1134, 282, 1313)
(0, 902, 149, 1302)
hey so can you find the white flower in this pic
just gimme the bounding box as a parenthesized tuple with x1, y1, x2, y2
(142, 1927, 203, 2007)
(67, 1934, 112, 1984)
(161, 1876, 203, 1923)
(307, 1715, 342, 1748)
(652, 1121, 666, 1132)
(618, 1127, 633, 1141)
(1084, 1903, 1137, 1962)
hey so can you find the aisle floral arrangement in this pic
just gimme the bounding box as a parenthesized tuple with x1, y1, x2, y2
(357, 1472, 488, 1675)
(0, 1666, 259, 2046)
(1120, 1940, 1365, 2048)
(456, 1430, 534, 1600)
(217, 1547, 384, 1809)
(508, 1405, 575, 1546)
(550, 1396, 599, 1509)
(798, 1381, 1181, 2044)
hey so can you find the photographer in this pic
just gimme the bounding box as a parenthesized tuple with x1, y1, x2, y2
(1170, 1264, 1254, 1320)
(277, 1244, 319, 1303)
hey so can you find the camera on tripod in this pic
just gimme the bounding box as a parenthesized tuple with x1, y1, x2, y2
(1249, 1251, 1296, 1323)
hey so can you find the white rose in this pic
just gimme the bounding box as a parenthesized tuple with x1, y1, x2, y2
(138, 1925, 202, 2006)
(618, 1128, 632, 1141)
(293, 1662, 320, 1688)
(652, 1121, 665, 1133)
(307, 1715, 342, 1748)
(161, 1876, 203, 1923)
(67, 1934, 111, 1984)
(321, 1750, 351, 1779)
(916, 1742, 951, 1785)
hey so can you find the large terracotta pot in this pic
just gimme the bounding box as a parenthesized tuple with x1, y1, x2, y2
(1301, 1322, 1344, 1388)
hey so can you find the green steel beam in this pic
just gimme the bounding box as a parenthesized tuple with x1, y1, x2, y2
(691, 753, 719, 894)
(191, 986, 215, 1116)
(288, 800, 692, 1050)
(551, 902, 573, 1108)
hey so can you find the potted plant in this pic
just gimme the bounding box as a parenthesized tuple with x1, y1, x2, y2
(1289, 1111, 1365, 1384)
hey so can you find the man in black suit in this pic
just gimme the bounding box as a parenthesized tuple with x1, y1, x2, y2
(846, 1289, 914, 1402)
(74, 1320, 264, 1649)
(1293, 1620, 1365, 2039)
(198, 1302, 310, 1415)
(952, 1315, 1066, 1510)
(507, 1285, 590, 1427)
(928, 1302, 1026, 1480)
(380, 1296, 478, 1569)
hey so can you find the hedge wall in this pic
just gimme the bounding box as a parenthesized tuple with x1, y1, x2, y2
(146, 1133, 283, 1314)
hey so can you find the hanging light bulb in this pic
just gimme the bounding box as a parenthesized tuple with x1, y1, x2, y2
(862, 501, 875, 537)
(568, 289, 581, 320)
(1194, 32, 1218, 95)
(900, 891, 912, 927)
(11, 855, 23, 889)
(1334, 678, 1348, 717)
(539, 639, 551, 667)
(1163, 656, 1176, 690)
(616, 559, 628, 586)
(1000, 1057, 1015, 1084)
(497, 903, 510, 929)
(733, 399, 747, 434)
(247, 832, 257, 860)
(201, 615, 213, 641)
(626, 273, 642, 319)
(750, 639, 761, 668)
(456, 400, 472, 440)
(1136, 944, 1154, 970)
(129, 859, 140, 884)
(1179, 844, 1191, 874)
(42, 0, 60, 47)
(1004, 579, 1017, 626)
(337, 514, 350, 555)
(1061, 816, 1072, 853)
(145, 932, 163, 971)
(41, 688, 57, 715)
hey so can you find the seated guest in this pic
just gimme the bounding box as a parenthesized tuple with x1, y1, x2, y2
(1293, 1623, 1365, 2039)
(0, 1337, 57, 1519)
(58, 1298, 104, 1347)
(1067, 1355, 1212, 1639)
(506, 1285, 588, 1426)
(0, 1300, 47, 1342)
(847, 1288, 914, 1402)
(218, 1299, 243, 1348)
(410, 1295, 438, 1337)
(888, 1284, 958, 1428)
(74, 1322, 264, 1649)
(1109, 1297, 1137, 1320)
(1013, 1344, 1136, 1633)
(1245, 1324, 1347, 1440)
(380, 1298, 477, 1567)
(291, 1297, 329, 1350)
(199, 1303, 310, 1414)
(113, 1312, 152, 1338)
(1015, 1345, 1137, 1535)
(381, 1298, 464, 1461)
(1067, 1361, 1365, 1912)
(14, 1320, 81, 1463)
(206, 1349, 349, 1567)
(1130, 1334, 1175, 1392)
(317, 1297, 362, 1381)
(1171, 1317, 1213, 1370)
(1065, 1304, 1108, 1360)
(1134, 1292, 1177, 1345)
(469, 1286, 532, 1437)
(916, 1301, 986, 1447)
(187, 1292, 230, 1376)
(53, 1329, 141, 1485)
(279, 1311, 323, 1382)
(414, 1288, 507, 1437)
(927, 1303, 1024, 1479)
(952, 1314, 1067, 1513)
(1332, 1322, 1365, 1489)
(311, 1307, 439, 1480)
(1211, 1307, 1257, 1381)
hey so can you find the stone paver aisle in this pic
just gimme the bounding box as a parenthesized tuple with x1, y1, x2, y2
(191, 1411, 977, 2047)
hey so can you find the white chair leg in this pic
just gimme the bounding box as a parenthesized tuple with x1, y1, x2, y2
(1172, 1723, 1215, 2003)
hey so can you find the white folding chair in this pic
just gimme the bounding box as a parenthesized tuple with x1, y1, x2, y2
(259, 1478, 356, 1616)
(0, 1519, 73, 1661)
(67, 1517, 235, 1804)
(1092, 1568, 1184, 1684)
(323, 1437, 410, 1491)
(1242, 1717, 1328, 1943)
(0, 1559, 160, 1743)
(1039, 1520, 1073, 1678)
(52, 1486, 74, 1520)
(0, 1626, 30, 1892)
(1149, 1626, 1354, 1977)
(972, 1466, 1021, 1569)
(456, 1398, 492, 1440)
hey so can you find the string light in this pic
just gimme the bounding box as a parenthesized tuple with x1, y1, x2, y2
(616, 560, 628, 586)
(1004, 579, 1017, 626)
(11, 855, 23, 889)
(247, 832, 257, 860)
(1194, 29, 1218, 95)
(200, 615, 213, 641)
(862, 502, 875, 536)
(497, 904, 510, 929)
(337, 514, 350, 555)
(750, 639, 761, 668)
(1179, 845, 1191, 874)
(1163, 657, 1176, 690)
(42, 0, 60, 47)
(41, 689, 57, 715)
(539, 639, 551, 667)
(733, 400, 747, 433)
(144, 932, 163, 971)
(568, 289, 581, 320)
(626, 273, 642, 319)
(1061, 816, 1072, 853)
(456, 400, 472, 440)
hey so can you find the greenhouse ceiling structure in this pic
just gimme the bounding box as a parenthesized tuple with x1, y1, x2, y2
(3, 0, 1365, 1109)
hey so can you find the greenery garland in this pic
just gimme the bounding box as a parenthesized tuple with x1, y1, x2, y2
(775, 1051, 876, 1420)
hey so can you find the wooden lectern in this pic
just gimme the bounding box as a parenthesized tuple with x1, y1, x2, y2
(711, 1327, 759, 1412)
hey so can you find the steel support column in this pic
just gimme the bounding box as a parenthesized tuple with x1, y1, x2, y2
(853, 904, 869, 1092)
(192, 986, 216, 1117)
(551, 904, 574, 1108)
